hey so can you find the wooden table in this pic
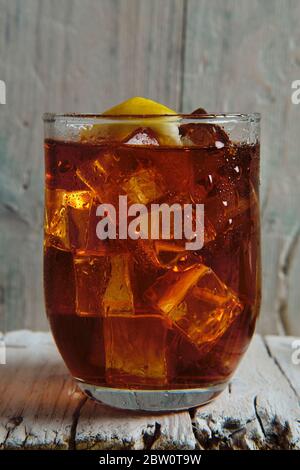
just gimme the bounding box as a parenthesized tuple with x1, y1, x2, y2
(0, 331, 299, 450)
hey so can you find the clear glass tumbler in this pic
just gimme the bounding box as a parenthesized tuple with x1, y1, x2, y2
(43, 113, 261, 411)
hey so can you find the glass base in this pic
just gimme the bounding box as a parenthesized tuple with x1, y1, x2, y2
(76, 380, 227, 411)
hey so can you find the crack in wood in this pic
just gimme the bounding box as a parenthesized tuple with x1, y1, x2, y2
(143, 421, 161, 450)
(261, 181, 272, 220)
(179, 0, 188, 112)
(277, 224, 300, 335)
(228, 418, 256, 438)
(187, 408, 202, 449)
(21, 427, 30, 449)
(1, 202, 31, 227)
(253, 395, 296, 449)
(268, 416, 293, 450)
(3, 415, 24, 448)
(253, 395, 266, 439)
(263, 337, 300, 400)
(68, 395, 88, 450)
(188, 407, 197, 420)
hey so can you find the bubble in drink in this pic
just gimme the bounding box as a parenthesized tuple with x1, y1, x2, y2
(205, 178, 257, 235)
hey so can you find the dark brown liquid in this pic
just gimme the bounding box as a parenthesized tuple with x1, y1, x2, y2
(44, 136, 260, 389)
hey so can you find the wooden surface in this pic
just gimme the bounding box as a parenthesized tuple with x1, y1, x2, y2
(1, 0, 300, 334)
(0, 331, 299, 450)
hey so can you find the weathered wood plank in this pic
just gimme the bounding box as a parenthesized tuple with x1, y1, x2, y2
(75, 401, 196, 450)
(0, 331, 83, 449)
(192, 335, 300, 450)
(0, 331, 299, 450)
(0, 0, 185, 331)
(1, 0, 300, 337)
(265, 335, 300, 398)
(182, 0, 300, 335)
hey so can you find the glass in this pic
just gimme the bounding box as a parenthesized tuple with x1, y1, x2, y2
(43, 113, 261, 411)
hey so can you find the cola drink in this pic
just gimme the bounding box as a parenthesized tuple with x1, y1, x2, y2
(43, 111, 260, 408)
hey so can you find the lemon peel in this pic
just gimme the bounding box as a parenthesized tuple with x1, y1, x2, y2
(102, 97, 177, 116)
(80, 97, 181, 145)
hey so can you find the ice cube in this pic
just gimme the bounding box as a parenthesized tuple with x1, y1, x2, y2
(46, 206, 69, 249)
(191, 107, 208, 115)
(145, 264, 210, 314)
(181, 271, 243, 352)
(77, 149, 155, 207)
(104, 314, 171, 386)
(147, 264, 243, 354)
(204, 179, 257, 235)
(67, 192, 92, 249)
(45, 189, 92, 250)
(152, 223, 215, 271)
(45, 140, 89, 191)
(167, 310, 245, 384)
(130, 196, 215, 271)
(152, 240, 188, 268)
(45, 189, 68, 248)
(74, 254, 111, 316)
(83, 196, 128, 257)
(151, 239, 209, 273)
(121, 167, 165, 205)
(102, 254, 134, 315)
(149, 148, 194, 194)
(76, 152, 119, 200)
(180, 121, 229, 148)
(121, 116, 180, 146)
(124, 127, 160, 146)
(128, 239, 167, 314)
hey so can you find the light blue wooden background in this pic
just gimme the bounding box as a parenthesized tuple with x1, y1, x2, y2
(0, 0, 299, 334)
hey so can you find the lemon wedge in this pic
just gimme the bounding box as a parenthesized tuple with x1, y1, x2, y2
(102, 97, 177, 116)
(80, 97, 181, 145)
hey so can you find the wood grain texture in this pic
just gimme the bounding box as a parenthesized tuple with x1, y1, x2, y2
(265, 335, 300, 398)
(182, 0, 300, 335)
(0, 0, 300, 333)
(0, 0, 185, 330)
(193, 335, 300, 449)
(0, 331, 299, 450)
(0, 331, 82, 449)
(76, 401, 196, 450)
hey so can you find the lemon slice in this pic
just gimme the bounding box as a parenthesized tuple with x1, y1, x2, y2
(80, 97, 181, 145)
(103, 97, 177, 116)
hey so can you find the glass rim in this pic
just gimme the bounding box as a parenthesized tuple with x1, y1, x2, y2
(43, 112, 261, 124)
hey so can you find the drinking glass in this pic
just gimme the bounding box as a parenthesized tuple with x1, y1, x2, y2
(43, 113, 261, 411)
